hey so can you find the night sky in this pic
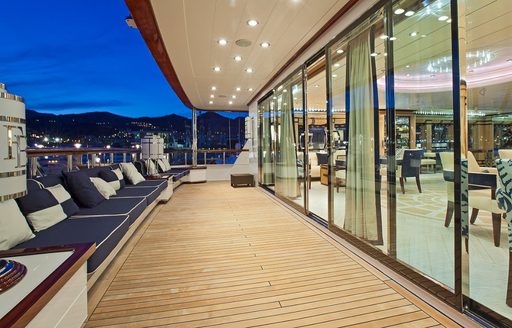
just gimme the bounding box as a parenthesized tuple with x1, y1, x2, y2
(1, 0, 244, 119)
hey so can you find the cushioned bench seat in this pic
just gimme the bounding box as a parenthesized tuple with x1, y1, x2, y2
(126, 179, 167, 194)
(167, 169, 190, 181)
(113, 186, 161, 205)
(71, 197, 146, 226)
(16, 215, 130, 273)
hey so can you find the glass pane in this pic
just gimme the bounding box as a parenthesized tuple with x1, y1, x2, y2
(259, 98, 275, 188)
(393, 0, 454, 288)
(306, 55, 328, 219)
(463, 0, 512, 320)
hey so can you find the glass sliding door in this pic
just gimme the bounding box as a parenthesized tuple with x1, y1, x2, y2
(392, 0, 455, 289)
(306, 55, 328, 220)
(462, 0, 512, 321)
(259, 96, 275, 189)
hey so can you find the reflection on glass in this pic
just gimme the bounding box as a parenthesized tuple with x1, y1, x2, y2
(393, 0, 454, 289)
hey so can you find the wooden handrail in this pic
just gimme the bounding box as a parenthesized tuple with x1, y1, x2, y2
(26, 148, 140, 157)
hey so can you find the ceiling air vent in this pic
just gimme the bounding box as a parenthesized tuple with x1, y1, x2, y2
(235, 39, 252, 47)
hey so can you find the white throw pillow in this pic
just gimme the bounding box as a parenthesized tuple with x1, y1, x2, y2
(157, 159, 167, 173)
(163, 158, 171, 171)
(120, 162, 145, 185)
(146, 159, 158, 175)
(90, 177, 117, 199)
(0, 200, 35, 250)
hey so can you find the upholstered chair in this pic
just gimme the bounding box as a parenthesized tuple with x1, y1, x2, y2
(467, 150, 497, 174)
(398, 149, 424, 194)
(499, 149, 512, 161)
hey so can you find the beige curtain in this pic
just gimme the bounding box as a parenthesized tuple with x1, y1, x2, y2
(275, 91, 300, 198)
(262, 101, 274, 184)
(344, 30, 379, 242)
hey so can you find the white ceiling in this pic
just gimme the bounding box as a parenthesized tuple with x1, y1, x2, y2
(150, 0, 350, 111)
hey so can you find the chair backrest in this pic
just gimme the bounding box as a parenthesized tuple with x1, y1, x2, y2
(467, 151, 481, 172)
(401, 149, 424, 177)
(499, 149, 512, 160)
(439, 152, 454, 171)
(316, 152, 329, 165)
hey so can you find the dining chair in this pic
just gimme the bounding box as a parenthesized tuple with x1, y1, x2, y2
(468, 150, 497, 174)
(398, 149, 424, 194)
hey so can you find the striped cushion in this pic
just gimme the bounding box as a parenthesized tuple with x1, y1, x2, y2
(16, 184, 78, 232)
(100, 168, 125, 191)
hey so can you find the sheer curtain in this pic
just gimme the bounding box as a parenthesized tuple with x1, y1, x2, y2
(344, 29, 381, 242)
(262, 102, 274, 185)
(276, 91, 300, 198)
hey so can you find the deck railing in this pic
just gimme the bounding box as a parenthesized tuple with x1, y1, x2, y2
(26, 147, 245, 177)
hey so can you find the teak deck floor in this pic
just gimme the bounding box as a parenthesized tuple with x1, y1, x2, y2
(86, 182, 463, 328)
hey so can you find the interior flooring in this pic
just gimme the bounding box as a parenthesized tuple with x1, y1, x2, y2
(86, 182, 465, 328)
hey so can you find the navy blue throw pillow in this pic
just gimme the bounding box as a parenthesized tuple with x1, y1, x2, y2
(99, 168, 125, 191)
(63, 171, 105, 208)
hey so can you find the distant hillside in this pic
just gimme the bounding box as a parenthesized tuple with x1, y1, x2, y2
(26, 109, 246, 148)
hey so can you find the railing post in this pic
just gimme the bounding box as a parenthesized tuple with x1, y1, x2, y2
(204, 152, 207, 165)
(110, 152, 114, 163)
(123, 153, 127, 163)
(91, 154, 97, 167)
(31, 157, 38, 177)
(223, 152, 226, 164)
(67, 155, 73, 171)
(192, 107, 198, 167)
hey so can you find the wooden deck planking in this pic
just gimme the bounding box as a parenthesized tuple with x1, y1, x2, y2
(86, 182, 462, 328)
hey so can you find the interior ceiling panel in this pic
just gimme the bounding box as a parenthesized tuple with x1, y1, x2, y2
(150, 0, 350, 111)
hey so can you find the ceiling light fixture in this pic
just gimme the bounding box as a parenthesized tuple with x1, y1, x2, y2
(236, 87, 241, 91)
(336, 49, 344, 54)
(447, 18, 452, 23)
(405, 10, 415, 17)
(234, 55, 242, 62)
(332, 74, 337, 78)
(438, 16, 449, 21)
(210, 94, 214, 98)
(248, 88, 253, 91)
(379, 35, 388, 40)
(228, 100, 233, 105)
(370, 52, 378, 57)
(390, 36, 397, 41)
(213, 66, 221, 72)
(246, 68, 253, 73)
(218, 39, 227, 46)
(260, 42, 270, 48)
(334, 63, 340, 67)
(421, 34, 427, 38)
(394, 8, 405, 15)
(410, 31, 418, 37)
(211, 86, 216, 91)
(247, 19, 258, 27)
(232, 95, 236, 99)
(209, 101, 213, 104)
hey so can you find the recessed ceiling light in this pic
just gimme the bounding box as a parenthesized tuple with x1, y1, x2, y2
(314, 84, 319, 88)
(213, 66, 221, 72)
(334, 63, 340, 68)
(234, 55, 242, 62)
(218, 39, 227, 46)
(384, 53, 388, 56)
(232, 95, 236, 99)
(447, 18, 452, 23)
(260, 42, 270, 48)
(389, 36, 397, 41)
(394, 8, 405, 15)
(209, 101, 213, 104)
(405, 10, 415, 17)
(332, 74, 337, 78)
(247, 19, 258, 27)
(370, 52, 378, 57)
(236, 87, 241, 91)
(379, 35, 388, 40)
(211, 86, 217, 91)
(336, 49, 344, 54)
(406, 65, 411, 68)
(246, 68, 253, 73)
(228, 100, 233, 105)
(410, 31, 418, 37)
(248, 88, 253, 91)
(210, 94, 214, 98)
(406, 73, 411, 77)
(438, 16, 449, 21)
(421, 34, 427, 38)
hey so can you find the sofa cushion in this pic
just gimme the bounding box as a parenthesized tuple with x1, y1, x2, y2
(0, 199, 34, 251)
(100, 168, 125, 191)
(15, 215, 130, 273)
(63, 171, 105, 208)
(16, 184, 78, 232)
(125, 179, 167, 195)
(90, 177, 116, 199)
(72, 197, 146, 226)
(36, 174, 65, 188)
(120, 163, 145, 185)
(113, 186, 160, 205)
